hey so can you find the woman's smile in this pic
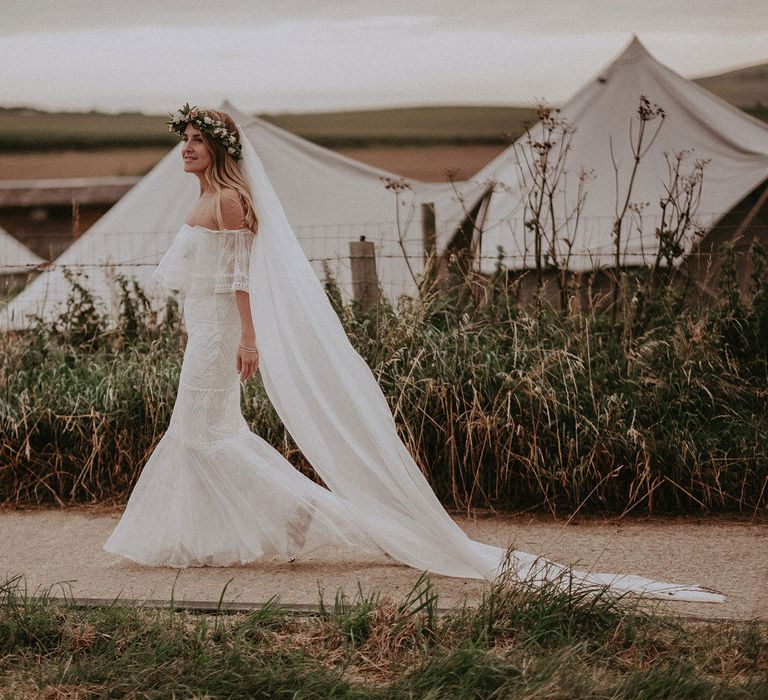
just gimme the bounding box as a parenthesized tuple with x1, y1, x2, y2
(181, 123, 211, 173)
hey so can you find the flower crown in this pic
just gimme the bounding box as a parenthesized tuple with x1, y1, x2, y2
(167, 103, 243, 161)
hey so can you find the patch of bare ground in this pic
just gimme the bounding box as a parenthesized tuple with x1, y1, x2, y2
(0, 144, 506, 182)
(0, 148, 169, 180)
(337, 144, 507, 181)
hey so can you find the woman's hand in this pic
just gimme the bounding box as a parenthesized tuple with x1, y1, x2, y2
(237, 343, 260, 382)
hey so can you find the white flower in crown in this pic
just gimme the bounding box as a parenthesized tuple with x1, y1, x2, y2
(167, 103, 243, 161)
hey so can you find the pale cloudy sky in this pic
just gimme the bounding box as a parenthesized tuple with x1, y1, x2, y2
(1, 0, 766, 114)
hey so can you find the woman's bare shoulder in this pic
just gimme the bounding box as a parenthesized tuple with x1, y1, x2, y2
(219, 187, 241, 204)
(219, 188, 246, 230)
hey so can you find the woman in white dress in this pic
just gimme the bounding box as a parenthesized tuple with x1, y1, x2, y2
(104, 107, 378, 566)
(104, 106, 722, 603)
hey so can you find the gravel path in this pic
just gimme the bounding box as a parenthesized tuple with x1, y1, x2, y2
(2, 506, 765, 621)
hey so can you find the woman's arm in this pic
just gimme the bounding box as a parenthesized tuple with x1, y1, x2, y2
(235, 289, 259, 382)
(219, 188, 259, 382)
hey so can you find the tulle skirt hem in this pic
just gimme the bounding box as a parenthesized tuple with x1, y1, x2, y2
(103, 427, 382, 568)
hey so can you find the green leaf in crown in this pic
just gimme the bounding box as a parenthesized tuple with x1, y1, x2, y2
(166, 103, 243, 161)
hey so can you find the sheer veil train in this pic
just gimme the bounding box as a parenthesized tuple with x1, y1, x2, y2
(239, 125, 723, 603)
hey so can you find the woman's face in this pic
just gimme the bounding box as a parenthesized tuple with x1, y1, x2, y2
(181, 123, 212, 174)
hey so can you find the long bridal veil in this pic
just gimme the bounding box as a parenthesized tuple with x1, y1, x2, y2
(238, 126, 723, 603)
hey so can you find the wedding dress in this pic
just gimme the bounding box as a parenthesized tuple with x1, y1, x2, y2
(104, 126, 723, 603)
(103, 223, 381, 565)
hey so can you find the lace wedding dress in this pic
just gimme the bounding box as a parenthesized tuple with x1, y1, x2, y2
(103, 223, 381, 566)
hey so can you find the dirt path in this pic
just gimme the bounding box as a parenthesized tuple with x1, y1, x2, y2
(2, 506, 765, 621)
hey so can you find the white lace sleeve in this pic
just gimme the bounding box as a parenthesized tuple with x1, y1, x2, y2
(153, 226, 197, 292)
(214, 229, 256, 293)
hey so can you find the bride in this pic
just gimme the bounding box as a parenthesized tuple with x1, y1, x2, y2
(104, 105, 722, 603)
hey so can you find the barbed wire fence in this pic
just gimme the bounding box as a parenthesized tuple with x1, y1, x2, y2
(1, 208, 766, 314)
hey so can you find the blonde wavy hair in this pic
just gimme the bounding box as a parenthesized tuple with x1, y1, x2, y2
(194, 108, 258, 233)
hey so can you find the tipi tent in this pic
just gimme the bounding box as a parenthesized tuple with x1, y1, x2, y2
(0, 225, 43, 276)
(435, 36, 768, 275)
(2, 102, 458, 330)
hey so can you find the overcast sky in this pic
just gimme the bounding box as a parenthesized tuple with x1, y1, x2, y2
(1, 0, 766, 114)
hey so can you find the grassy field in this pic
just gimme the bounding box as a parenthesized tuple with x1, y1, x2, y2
(1, 572, 766, 698)
(2, 102, 765, 153)
(265, 105, 538, 146)
(0, 108, 177, 151)
(0, 105, 538, 152)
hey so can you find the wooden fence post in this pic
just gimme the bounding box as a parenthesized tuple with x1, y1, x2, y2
(71, 198, 81, 239)
(349, 236, 379, 310)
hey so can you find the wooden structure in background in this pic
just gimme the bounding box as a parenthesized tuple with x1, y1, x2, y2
(0, 176, 138, 260)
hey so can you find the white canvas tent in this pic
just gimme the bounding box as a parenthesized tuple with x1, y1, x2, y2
(0, 225, 43, 276)
(436, 36, 768, 274)
(2, 102, 459, 330)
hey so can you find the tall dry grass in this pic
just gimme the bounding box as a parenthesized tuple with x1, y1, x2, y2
(1, 251, 766, 512)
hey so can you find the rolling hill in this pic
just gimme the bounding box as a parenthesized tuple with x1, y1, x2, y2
(0, 57, 766, 151)
(694, 61, 768, 109)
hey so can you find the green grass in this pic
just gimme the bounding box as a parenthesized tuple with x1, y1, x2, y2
(1, 255, 767, 513)
(22, 101, 768, 153)
(0, 108, 177, 151)
(0, 105, 538, 152)
(264, 105, 539, 146)
(1, 572, 766, 698)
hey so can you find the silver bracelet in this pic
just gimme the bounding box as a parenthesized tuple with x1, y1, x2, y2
(239, 343, 259, 352)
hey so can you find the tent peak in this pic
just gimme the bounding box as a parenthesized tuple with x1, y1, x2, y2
(616, 34, 652, 64)
(594, 35, 654, 85)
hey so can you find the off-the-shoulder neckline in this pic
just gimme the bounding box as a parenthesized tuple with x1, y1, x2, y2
(183, 223, 250, 233)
